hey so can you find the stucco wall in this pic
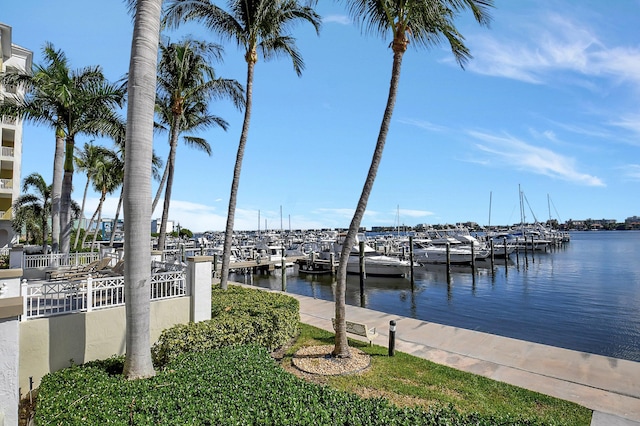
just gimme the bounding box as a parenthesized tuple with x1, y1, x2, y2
(0, 269, 23, 426)
(0, 318, 19, 426)
(19, 297, 190, 392)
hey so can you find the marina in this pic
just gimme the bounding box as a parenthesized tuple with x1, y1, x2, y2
(229, 230, 640, 363)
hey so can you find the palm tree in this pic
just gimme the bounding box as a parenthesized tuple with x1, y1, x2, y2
(12, 173, 51, 253)
(0, 44, 126, 255)
(154, 37, 244, 253)
(12, 205, 40, 245)
(78, 146, 124, 251)
(164, 0, 321, 290)
(1, 45, 72, 254)
(330, 0, 493, 357)
(73, 142, 104, 250)
(122, 0, 163, 380)
(58, 73, 126, 256)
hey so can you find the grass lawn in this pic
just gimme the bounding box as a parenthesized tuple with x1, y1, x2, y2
(283, 323, 592, 425)
(26, 321, 593, 425)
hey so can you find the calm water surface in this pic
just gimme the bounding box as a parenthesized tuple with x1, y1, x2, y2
(232, 231, 640, 362)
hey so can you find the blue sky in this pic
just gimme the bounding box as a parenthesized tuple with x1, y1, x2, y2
(4, 1, 640, 232)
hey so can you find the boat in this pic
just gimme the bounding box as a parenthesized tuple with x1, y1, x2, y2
(347, 252, 412, 277)
(334, 233, 413, 277)
(412, 241, 474, 265)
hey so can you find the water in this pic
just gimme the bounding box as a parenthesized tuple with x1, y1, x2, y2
(231, 231, 640, 362)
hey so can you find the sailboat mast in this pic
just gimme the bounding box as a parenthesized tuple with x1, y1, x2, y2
(519, 184, 526, 228)
(488, 191, 492, 228)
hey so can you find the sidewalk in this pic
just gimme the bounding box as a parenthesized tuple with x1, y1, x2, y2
(253, 286, 640, 425)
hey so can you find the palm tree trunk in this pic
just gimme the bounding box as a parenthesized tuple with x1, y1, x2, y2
(41, 216, 49, 255)
(109, 188, 124, 246)
(91, 193, 106, 252)
(333, 49, 404, 358)
(60, 136, 75, 255)
(81, 205, 100, 251)
(50, 131, 64, 255)
(123, 0, 161, 380)
(151, 158, 169, 213)
(220, 59, 255, 290)
(157, 126, 180, 255)
(74, 178, 91, 251)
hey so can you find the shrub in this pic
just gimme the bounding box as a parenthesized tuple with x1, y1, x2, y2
(152, 285, 299, 367)
(36, 345, 528, 425)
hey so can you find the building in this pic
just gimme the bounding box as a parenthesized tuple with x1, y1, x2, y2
(151, 218, 175, 235)
(0, 23, 33, 248)
(625, 216, 640, 230)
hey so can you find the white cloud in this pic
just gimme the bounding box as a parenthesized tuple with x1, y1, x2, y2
(323, 14, 350, 25)
(609, 114, 640, 141)
(398, 209, 434, 218)
(619, 164, 640, 181)
(397, 118, 447, 133)
(314, 208, 355, 219)
(469, 12, 640, 90)
(81, 200, 390, 233)
(468, 130, 605, 187)
(83, 197, 245, 233)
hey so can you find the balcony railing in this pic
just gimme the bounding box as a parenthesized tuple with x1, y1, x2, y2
(0, 179, 13, 190)
(1, 146, 14, 157)
(1, 115, 17, 126)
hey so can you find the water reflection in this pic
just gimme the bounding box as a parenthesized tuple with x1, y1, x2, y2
(231, 232, 640, 362)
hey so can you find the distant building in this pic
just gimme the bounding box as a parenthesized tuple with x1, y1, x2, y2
(151, 218, 174, 234)
(99, 218, 124, 241)
(566, 218, 618, 230)
(0, 24, 33, 247)
(625, 216, 640, 230)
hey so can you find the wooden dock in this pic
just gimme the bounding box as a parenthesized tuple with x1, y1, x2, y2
(213, 255, 307, 275)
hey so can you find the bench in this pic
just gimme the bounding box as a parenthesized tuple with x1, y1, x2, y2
(331, 318, 378, 345)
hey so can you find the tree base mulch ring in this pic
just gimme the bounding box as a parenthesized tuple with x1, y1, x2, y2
(291, 345, 371, 376)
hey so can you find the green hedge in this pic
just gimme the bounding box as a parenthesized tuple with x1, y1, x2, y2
(152, 285, 299, 367)
(36, 346, 531, 425)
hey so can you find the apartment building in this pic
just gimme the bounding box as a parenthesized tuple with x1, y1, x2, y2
(0, 23, 33, 248)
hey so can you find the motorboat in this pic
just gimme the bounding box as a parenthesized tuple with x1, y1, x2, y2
(333, 233, 412, 277)
(346, 252, 412, 277)
(412, 240, 488, 265)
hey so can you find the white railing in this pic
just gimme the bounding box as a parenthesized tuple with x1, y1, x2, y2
(1, 146, 13, 157)
(151, 260, 186, 272)
(151, 270, 187, 300)
(23, 252, 101, 269)
(22, 270, 187, 320)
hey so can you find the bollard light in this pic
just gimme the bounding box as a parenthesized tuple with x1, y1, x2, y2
(389, 320, 396, 357)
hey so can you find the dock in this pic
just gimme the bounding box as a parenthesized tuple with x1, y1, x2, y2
(214, 255, 307, 275)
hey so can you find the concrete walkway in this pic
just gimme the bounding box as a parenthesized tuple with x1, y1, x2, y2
(251, 286, 640, 425)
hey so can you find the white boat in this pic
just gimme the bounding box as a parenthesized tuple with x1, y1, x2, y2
(334, 233, 412, 277)
(347, 253, 412, 277)
(412, 240, 488, 265)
